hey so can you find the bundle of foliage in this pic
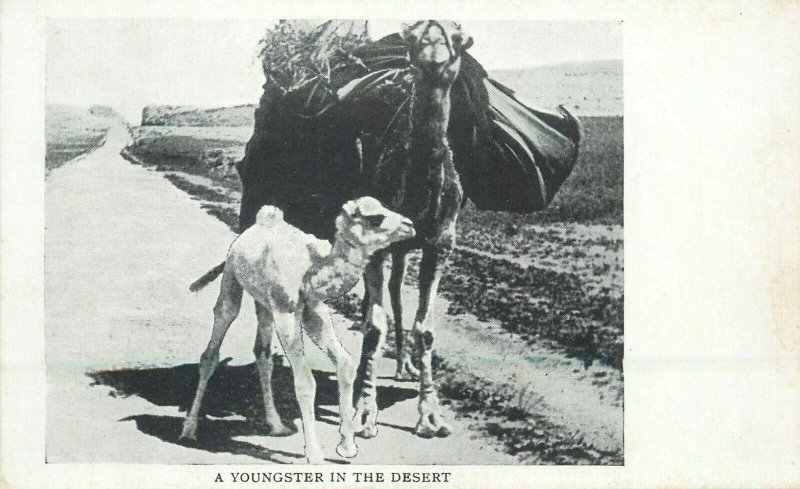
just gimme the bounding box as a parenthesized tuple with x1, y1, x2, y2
(257, 20, 374, 113)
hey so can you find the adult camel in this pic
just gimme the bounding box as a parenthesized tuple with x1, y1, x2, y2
(192, 19, 581, 441)
(352, 20, 472, 438)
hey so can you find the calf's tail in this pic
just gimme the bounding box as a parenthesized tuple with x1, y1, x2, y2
(190, 261, 226, 292)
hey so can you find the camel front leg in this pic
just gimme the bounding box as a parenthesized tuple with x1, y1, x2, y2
(412, 244, 453, 438)
(354, 253, 387, 438)
(254, 302, 295, 436)
(181, 271, 243, 440)
(389, 250, 419, 381)
(273, 310, 324, 464)
(303, 300, 358, 458)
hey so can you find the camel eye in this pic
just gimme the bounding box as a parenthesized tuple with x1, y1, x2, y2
(364, 215, 386, 227)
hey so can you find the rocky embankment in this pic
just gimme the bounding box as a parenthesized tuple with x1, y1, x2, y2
(140, 104, 256, 127)
(125, 105, 255, 179)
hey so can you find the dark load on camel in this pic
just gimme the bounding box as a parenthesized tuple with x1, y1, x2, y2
(236, 21, 581, 240)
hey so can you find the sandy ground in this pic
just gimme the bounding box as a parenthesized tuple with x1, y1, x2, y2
(44, 125, 517, 464)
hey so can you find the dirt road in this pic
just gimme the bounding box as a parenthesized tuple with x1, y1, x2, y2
(45, 125, 517, 464)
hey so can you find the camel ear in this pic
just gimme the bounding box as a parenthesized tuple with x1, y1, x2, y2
(453, 31, 473, 51)
(400, 22, 418, 44)
(342, 200, 359, 217)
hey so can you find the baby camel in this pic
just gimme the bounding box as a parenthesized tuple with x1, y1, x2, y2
(180, 197, 415, 464)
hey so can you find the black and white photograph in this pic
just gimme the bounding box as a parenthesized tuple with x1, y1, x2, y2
(3, 1, 800, 487)
(44, 18, 624, 465)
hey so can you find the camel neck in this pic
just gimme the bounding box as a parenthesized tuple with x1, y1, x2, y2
(409, 82, 451, 154)
(302, 233, 370, 301)
(402, 77, 461, 233)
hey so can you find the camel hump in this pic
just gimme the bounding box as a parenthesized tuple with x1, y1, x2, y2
(255, 205, 285, 227)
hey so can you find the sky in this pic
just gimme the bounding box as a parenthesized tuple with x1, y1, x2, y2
(46, 19, 621, 124)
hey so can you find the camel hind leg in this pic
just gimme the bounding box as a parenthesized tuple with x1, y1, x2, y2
(253, 302, 295, 436)
(181, 266, 243, 440)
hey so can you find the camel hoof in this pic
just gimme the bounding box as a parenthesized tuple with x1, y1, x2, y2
(414, 421, 436, 438)
(394, 370, 416, 381)
(305, 444, 325, 465)
(414, 413, 453, 439)
(359, 423, 379, 439)
(269, 423, 296, 437)
(436, 421, 453, 438)
(178, 434, 197, 444)
(353, 396, 379, 438)
(179, 423, 198, 441)
(336, 438, 358, 458)
(305, 455, 325, 465)
(253, 416, 296, 437)
(394, 360, 420, 381)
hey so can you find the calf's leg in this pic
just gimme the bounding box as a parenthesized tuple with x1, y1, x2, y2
(273, 310, 324, 464)
(254, 302, 295, 435)
(181, 269, 243, 440)
(303, 300, 358, 458)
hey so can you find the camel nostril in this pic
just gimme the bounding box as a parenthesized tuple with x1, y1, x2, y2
(404, 220, 416, 237)
(423, 60, 449, 74)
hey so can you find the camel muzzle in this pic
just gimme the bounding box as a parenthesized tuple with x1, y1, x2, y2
(398, 218, 416, 238)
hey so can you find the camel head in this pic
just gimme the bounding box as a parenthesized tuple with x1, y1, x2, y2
(401, 20, 473, 86)
(335, 197, 415, 253)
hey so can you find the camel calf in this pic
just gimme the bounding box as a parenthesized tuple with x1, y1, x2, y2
(181, 197, 415, 464)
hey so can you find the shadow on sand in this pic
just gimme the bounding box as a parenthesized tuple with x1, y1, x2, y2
(87, 359, 418, 462)
(120, 414, 308, 464)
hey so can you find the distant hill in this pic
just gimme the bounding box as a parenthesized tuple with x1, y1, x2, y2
(141, 104, 256, 127)
(45, 104, 126, 174)
(136, 60, 620, 128)
(490, 60, 622, 116)
(46, 104, 126, 136)
(86, 105, 130, 126)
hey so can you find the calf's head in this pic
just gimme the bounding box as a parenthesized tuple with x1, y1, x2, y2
(335, 197, 415, 253)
